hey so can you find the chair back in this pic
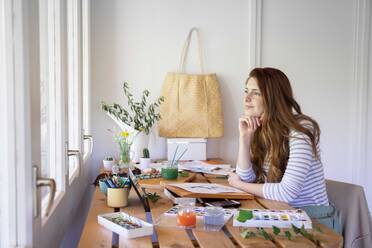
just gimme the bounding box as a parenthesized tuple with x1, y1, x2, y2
(326, 179, 372, 248)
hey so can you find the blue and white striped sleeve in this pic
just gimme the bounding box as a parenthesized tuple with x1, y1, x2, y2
(236, 165, 256, 183)
(262, 130, 313, 203)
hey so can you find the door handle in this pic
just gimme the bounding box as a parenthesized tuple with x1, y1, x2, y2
(33, 166, 56, 218)
(83, 134, 93, 155)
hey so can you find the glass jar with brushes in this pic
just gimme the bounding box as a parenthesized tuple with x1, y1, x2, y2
(161, 146, 188, 180)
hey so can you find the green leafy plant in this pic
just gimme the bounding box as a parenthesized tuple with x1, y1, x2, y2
(142, 148, 150, 158)
(313, 225, 323, 233)
(298, 224, 320, 246)
(272, 225, 281, 235)
(145, 192, 161, 203)
(240, 229, 256, 239)
(179, 171, 189, 177)
(102, 82, 164, 135)
(257, 227, 273, 241)
(284, 230, 292, 240)
(236, 210, 253, 222)
(291, 223, 301, 234)
(239, 224, 323, 243)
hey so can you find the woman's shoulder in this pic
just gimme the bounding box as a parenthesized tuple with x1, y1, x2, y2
(289, 118, 319, 142)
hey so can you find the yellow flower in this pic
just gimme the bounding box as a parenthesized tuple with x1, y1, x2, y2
(121, 131, 129, 137)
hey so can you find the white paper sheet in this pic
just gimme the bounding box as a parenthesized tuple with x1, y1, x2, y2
(178, 161, 232, 175)
(168, 183, 244, 194)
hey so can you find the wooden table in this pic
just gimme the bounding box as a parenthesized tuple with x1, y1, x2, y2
(79, 169, 343, 248)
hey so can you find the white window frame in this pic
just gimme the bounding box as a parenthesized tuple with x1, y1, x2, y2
(67, 0, 83, 183)
(1, 0, 34, 246)
(82, 0, 92, 162)
(0, 0, 90, 246)
(39, 0, 67, 221)
(0, 0, 18, 246)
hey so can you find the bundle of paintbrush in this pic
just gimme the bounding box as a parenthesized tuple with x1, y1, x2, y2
(169, 145, 188, 167)
(100, 175, 131, 189)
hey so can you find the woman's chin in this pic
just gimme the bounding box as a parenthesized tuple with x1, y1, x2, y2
(244, 110, 256, 117)
(244, 112, 263, 118)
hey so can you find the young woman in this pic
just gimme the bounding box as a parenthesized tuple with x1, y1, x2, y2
(228, 67, 329, 207)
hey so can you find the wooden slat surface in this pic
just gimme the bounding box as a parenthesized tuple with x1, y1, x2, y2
(145, 174, 237, 248)
(256, 198, 342, 248)
(147, 188, 194, 248)
(254, 198, 316, 248)
(225, 200, 277, 248)
(146, 177, 236, 248)
(80, 160, 343, 248)
(311, 220, 343, 248)
(78, 187, 113, 248)
(192, 229, 235, 248)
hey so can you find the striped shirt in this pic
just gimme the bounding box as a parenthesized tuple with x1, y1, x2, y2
(236, 129, 329, 208)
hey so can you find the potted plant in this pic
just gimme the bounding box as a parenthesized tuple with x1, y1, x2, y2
(139, 148, 151, 169)
(103, 156, 116, 171)
(102, 82, 164, 163)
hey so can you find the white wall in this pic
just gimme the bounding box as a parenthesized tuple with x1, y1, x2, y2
(91, 0, 251, 177)
(261, 0, 355, 183)
(91, 0, 371, 206)
(366, 2, 372, 214)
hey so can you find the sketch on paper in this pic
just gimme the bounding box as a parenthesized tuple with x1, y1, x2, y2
(169, 183, 244, 194)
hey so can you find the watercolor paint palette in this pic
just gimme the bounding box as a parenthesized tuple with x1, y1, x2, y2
(233, 209, 312, 229)
(164, 206, 235, 220)
(97, 212, 154, 238)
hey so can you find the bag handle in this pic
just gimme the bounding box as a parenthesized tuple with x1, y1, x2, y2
(179, 27, 205, 74)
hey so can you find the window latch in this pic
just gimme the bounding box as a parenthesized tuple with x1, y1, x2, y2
(33, 166, 56, 218)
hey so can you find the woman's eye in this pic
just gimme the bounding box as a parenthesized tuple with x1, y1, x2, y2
(244, 89, 261, 97)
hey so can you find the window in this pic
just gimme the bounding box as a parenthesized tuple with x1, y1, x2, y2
(67, 0, 83, 182)
(39, 0, 66, 218)
(82, 0, 92, 161)
(38, 0, 87, 215)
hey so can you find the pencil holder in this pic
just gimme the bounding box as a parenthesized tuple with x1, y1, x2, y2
(107, 187, 130, 208)
(99, 180, 108, 196)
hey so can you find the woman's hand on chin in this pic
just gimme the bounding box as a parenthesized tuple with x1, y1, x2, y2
(238, 116, 261, 138)
(228, 172, 243, 189)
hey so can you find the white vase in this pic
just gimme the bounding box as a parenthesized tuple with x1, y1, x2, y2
(131, 132, 149, 163)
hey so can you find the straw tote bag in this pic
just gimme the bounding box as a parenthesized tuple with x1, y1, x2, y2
(159, 28, 224, 138)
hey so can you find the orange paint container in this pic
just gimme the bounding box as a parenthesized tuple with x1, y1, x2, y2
(177, 205, 196, 227)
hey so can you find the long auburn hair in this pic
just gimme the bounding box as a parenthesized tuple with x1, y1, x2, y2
(248, 68, 320, 183)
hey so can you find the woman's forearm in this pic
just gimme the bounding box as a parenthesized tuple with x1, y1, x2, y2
(236, 135, 253, 170)
(235, 180, 264, 198)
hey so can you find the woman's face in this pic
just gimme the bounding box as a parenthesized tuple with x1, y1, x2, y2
(244, 77, 264, 117)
